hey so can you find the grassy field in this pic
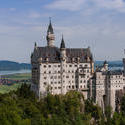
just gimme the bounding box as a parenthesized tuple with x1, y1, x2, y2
(3, 73, 31, 80)
(0, 73, 31, 94)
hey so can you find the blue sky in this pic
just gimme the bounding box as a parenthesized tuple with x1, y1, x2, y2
(0, 0, 125, 63)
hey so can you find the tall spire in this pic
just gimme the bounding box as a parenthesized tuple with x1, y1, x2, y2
(60, 35, 65, 49)
(34, 42, 37, 49)
(47, 17, 54, 34)
(35, 42, 37, 47)
(46, 18, 55, 47)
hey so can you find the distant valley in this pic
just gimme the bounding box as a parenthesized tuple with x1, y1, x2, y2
(0, 61, 31, 71)
(95, 60, 123, 67)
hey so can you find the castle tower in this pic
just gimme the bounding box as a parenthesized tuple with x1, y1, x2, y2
(34, 42, 37, 50)
(60, 36, 67, 94)
(123, 50, 125, 74)
(60, 35, 66, 60)
(46, 19, 55, 47)
(103, 60, 108, 71)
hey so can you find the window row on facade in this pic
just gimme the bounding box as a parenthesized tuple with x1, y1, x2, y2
(50, 85, 87, 90)
(43, 75, 90, 81)
(42, 69, 90, 74)
(42, 64, 89, 68)
(43, 79, 89, 85)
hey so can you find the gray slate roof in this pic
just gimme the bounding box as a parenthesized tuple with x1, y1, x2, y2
(33, 46, 93, 63)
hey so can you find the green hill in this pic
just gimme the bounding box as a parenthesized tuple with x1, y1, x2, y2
(0, 60, 31, 71)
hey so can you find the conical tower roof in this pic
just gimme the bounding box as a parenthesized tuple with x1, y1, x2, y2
(60, 35, 65, 49)
(47, 18, 54, 34)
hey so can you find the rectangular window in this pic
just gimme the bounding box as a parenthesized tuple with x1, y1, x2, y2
(81, 75, 85, 78)
(44, 82, 46, 85)
(66, 76, 69, 78)
(85, 64, 88, 67)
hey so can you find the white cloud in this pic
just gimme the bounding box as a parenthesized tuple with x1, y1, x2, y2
(46, 0, 125, 13)
(28, 12, 41, 18)
(9, 8, 16, 12)
(46, 0, 85, 11)
(94, 0, 125, 12)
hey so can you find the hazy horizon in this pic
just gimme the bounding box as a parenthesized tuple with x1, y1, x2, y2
(0, 0, 125, 63)
(0, 60, 123, 64)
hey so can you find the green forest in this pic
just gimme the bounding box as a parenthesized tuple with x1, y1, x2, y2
(0, 84, 125, 125)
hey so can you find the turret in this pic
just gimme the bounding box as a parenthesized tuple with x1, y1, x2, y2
(60, 35, 66, 61)
(46, 19, 55, 47)
(34, 42, 37, 50)
(60, 35, 66, 95)
(103, 60, 108, 71)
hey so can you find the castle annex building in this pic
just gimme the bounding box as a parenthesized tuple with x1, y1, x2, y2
(31, 21, 125, 112)
(92, 62, 125, 112)
(31, 21, 94, 99)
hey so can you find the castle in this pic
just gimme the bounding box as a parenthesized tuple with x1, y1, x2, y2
(31, 21, 125, 112)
